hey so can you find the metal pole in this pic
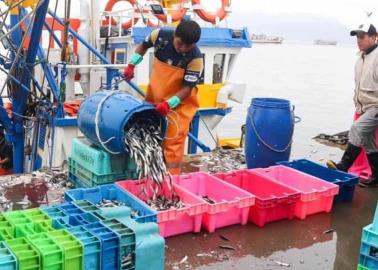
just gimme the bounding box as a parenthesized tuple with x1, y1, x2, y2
(12, 0, 50, 173)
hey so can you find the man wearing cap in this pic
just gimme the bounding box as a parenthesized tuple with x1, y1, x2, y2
(327, 23, 378, 187)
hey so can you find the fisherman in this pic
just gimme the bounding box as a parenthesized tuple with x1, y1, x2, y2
(327, 23, 378, 187)
(124, 20, 203, 175)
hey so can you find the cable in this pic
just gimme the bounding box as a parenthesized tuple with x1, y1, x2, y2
(0, 10, 34, 41)
(94, 91, 121, 155)
(40, 0, 59, 93)
(164, 110, 180, 140)
(0, 104, 36, 121)
(0, 0, 42, 99)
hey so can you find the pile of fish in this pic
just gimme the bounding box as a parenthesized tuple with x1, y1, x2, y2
(188, 148, 246, 174)
(121, 253, 134, 269)
(124, 114, 167, 186)
(96, 199, 141, 218)
(147, 194, 185, 211)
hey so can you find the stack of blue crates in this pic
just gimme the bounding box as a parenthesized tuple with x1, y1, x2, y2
(41, 184, 164, 270)
(359, 204, 378, 270)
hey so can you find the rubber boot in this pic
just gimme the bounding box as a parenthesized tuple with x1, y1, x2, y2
(359, 153, 378, 187)
(326, 143, 362, 172)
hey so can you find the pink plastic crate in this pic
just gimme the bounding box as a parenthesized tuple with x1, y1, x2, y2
(213, 170, 300, 227)
(251, 166, 339, 220)
(116, 180, 207, 237)
(172, 172, 255, 233)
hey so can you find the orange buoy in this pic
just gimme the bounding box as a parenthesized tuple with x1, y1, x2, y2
(191, 0, 229, 24)
(102, 0, 138, 30)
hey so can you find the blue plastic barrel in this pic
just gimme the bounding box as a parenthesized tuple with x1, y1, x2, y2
(245, 98, 295, 168)
(78, 91, 166, 154)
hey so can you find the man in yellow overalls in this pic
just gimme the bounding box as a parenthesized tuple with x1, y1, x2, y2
(124, 20, 203, 175)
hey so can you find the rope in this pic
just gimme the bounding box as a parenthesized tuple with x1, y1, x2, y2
(164, 109, 180, 140)
(94, 91, 121, 155)
(248, 111, 293, 153)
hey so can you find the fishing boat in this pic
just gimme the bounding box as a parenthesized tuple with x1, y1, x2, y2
(0, 0, 251, 173)
(251, 34, 284, 44)
(314, 39, 337, 45)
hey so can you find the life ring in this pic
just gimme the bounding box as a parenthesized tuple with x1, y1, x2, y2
(191, 0, 230, 24)
(154, 0, 188, 23)
(102, 0, 138, 30)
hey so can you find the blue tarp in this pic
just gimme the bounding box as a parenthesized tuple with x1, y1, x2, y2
(132, 27, 252, 48)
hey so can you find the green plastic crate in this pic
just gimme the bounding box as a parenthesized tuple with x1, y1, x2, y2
(5, 238, 40, 270)
(27, 233, 64, 270)
(69, 158, 137, 187)
(46, 230, 83, 270)
(3, 212, 32, 227)
(23, 209, 53, 226)
(15, 222, 54, 239)
(70, 138, 137, 175)
(0, 216, 15, 241)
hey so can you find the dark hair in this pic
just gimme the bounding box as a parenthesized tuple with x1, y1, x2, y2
(175, 20, 201, 45)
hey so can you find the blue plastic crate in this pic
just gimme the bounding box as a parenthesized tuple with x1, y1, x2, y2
(362, 225, 378, 246)
(58, 202, 85, 216)
(361, 241, 378, 259)
(372, 203, 378, 232)
(84, 222, 119, 270)
(0, 241, 17, 270)
(278, 159, 359, 202)
(68, 226, 101, 270)
(41, 206, 67, 220)
(360, 253, 378, 269)
(52, 212, 100, 230)
(72, 200, 101, 214)
(99, 207, 165, 270)
(102, 219, 136, 270)
(64, 184, 157, 223)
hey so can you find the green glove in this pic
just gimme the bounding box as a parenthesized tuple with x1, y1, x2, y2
(167, 96, 181, 108)
(129, 53, 143, 66)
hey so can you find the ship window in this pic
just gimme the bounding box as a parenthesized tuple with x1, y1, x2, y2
(115, 49, 126, 64)
(227, 54, 236, 78)
(213, 54, 225, 84)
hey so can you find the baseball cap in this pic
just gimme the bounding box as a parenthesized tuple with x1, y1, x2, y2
(350, 23, 377, 36)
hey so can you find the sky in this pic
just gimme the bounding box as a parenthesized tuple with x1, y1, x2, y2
(226, 0, 378, 28)
(1, 0, 377, 30)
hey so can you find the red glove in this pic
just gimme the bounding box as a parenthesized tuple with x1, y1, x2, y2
(123, 64, 135, 81)
(155, 101, 170, 116)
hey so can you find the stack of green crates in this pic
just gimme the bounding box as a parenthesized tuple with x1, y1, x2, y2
(68, 138, 138, 188)
(0, 208, 84, 270)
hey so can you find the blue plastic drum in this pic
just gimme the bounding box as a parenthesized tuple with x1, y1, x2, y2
(245, 98, 297, 168)
(78, 91, 166, 154)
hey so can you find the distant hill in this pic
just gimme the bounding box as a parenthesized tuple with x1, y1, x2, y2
(228, 12, 354, 45)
